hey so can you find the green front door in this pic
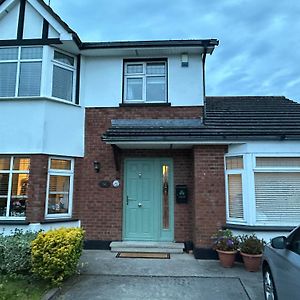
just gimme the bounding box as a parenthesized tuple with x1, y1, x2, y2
(123, 158, 174, 241)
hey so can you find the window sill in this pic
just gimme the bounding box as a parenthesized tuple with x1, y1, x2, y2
(120, 102, 171, 107)
(41, 218, 79, 224)
(224, 223, 296, 232)
(0, 220, 30, 225)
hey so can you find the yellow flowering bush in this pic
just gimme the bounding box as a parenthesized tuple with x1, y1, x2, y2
(31, 227, 84, 285)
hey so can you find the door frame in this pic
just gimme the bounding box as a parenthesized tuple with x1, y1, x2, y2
(122, 157, 174, 241)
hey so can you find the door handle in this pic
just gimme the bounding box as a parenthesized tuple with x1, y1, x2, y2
(138, 202, 142, 207)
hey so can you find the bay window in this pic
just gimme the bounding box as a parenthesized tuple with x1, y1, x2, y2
(46, 158, 74, 218)
(0, 46, 76, 103)
(124, 61, 167, 102)
(0, 156, 30, 218)
(225, 154, 300, 227)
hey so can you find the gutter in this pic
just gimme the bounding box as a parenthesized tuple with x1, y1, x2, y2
(202, 47, 207, 123)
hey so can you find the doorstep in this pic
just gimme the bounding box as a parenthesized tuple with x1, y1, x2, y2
(110, 241, 184, 254)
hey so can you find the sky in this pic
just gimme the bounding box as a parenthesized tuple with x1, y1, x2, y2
(50, 0, 300, 102)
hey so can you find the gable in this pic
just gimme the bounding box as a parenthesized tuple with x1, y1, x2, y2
(0, 0, 79, 47)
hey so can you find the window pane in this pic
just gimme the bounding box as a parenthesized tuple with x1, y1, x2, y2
(13, 158, 30, 171)
(0, 174, 9, 196)
(146, 76, 165, 101)
(48, 194, 69, 214)
(0, 48, 18, 60)
(21, 47, 43, 59)
(0, 158, 10, 170)
(11, 174, 29, 196)
(18, 62, 41, 96)
(54, 51, 74, 66)
(50, 159, 71, 170)
(256, 157, 300, 168)
(126, 78, 142, 100)
(10, 197, 26, 217)
(255, 172, 300, 225)
(228, 174, 243, 219)
(52, 65, 73, 101)
(127, 64, 143, 74)
(226, 156, 243, 170)
(49, 175, 70, 193)
(0, 197, 7, 216)
(146, 63, 165, 75)
(162, 165, 169, 229)
(0, 62, 17, 97)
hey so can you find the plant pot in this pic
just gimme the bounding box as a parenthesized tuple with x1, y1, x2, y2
(240, 252, 262, 272)
(216, 250, 237, 268)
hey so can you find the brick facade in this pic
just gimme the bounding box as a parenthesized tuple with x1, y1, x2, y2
(193, 145, 227, 250)
(73, 105, 227, 251)
(26, 155, 48, 223)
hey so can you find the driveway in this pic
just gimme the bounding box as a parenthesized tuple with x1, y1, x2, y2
(57, 250, 264, 300)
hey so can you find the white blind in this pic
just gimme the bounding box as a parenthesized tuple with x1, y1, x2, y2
(256, 157, 300, 168)
(228, 174, 243, 219)
(18, 62, 42, 96)
(0, 63, 17, 97)
(255, 172, 300, 224)
(52, 65, 73, 101)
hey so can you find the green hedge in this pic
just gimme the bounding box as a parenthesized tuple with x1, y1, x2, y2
(31, 227, 84, 285)
(0, 230, 38, 275)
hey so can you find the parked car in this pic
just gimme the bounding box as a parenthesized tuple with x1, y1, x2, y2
(262, 225, 300, 300)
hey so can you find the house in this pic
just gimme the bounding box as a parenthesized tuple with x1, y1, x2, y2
(0, 0, 300, 258)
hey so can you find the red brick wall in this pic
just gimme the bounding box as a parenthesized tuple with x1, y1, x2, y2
(26, 155, 48, 223)
(74, 106, 202, 241)
(192, 145, 227, 248)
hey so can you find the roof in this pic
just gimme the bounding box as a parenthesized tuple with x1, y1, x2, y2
(81, 39, 219, 50)
(102, 96, 300, 144)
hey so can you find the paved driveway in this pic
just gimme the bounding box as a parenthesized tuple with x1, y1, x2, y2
(58, 251, 264, 300)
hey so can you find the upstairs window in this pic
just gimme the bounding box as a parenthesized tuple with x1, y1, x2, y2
(0, 47, 42, 97)
(52, 50, 75, 102)
(124, 61, 167, 103)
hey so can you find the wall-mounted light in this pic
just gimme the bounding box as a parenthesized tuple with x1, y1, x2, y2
(181, 53, 189, 67)
(93, 161, 100, 173)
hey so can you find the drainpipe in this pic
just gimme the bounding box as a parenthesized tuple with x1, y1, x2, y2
(202, 47, 207, 124)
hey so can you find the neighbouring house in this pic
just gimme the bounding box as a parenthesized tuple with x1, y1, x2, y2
(0, 0, 300, 258)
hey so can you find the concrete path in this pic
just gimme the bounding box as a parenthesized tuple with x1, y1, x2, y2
(58, 250, 264, 300)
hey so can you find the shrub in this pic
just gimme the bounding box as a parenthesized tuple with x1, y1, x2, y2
(31, 227, 84, 285)
(212, 229, 239, 251)
(0, 230, 38, 275)
(239, 234, 265, 255)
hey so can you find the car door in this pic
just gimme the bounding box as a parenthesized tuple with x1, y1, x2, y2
(277, 228, 300, 299)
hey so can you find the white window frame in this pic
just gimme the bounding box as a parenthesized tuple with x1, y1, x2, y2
(50, 48, 76, 103)
(45, 157, 74, 219)
(124, 61, 167, 103)
(0, 156, 30, 220)
(0, 46, 43, 98)
(225, 153, 300, 227)
(224, 155, 246, 224)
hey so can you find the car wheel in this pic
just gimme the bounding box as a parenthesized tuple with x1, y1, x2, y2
(263, 266, 278, 300)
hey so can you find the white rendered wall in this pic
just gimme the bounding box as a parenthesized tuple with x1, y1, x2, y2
(0, 220, 81, 236)
(23, 1, 43, 39)
(0, 99, 84, 157)
(228, 141, 300, 155)
(81, 54, 203, 107)
(0, 1, 19, 40)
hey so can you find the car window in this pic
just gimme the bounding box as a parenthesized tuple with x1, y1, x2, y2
(290, 228, 300, 255)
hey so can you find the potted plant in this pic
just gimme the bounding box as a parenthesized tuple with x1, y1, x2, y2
(212, 229, 239, 268)
(239, 234, 265, 272)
